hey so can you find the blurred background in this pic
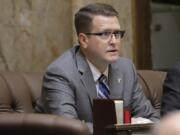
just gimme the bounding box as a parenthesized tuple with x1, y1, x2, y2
(0, 0, 179, 72)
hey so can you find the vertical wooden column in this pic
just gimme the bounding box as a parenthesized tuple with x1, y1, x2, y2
(131, 0, 152, 69)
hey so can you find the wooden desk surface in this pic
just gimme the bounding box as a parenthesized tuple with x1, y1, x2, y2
(105, 123, 153, 135)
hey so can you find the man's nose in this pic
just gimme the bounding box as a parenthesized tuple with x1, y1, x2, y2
(109, 34, 117, 43)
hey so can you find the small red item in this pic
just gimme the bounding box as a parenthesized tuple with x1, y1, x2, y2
(124, 108, 131, 124)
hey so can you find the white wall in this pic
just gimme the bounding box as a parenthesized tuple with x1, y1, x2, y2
(151, 3, 180, 70)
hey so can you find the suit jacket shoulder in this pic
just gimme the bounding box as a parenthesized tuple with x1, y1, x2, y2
(46, 46, 78, 74)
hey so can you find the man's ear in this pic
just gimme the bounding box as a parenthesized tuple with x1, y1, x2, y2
(78, 33, 88, 49)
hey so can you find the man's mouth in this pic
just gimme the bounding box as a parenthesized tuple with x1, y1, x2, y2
(107, 49, 118, 52)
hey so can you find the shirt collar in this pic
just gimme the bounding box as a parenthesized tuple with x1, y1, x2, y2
(86, 59, 108, 82)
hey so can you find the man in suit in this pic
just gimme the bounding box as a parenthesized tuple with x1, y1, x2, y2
(161, 61, 180, 116)
(36, 3, 159, 133)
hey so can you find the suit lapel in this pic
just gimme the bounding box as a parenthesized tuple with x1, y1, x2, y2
(75, 49, 97, 106)
(81, 71, 97, 105)
(108, 64, 124, 99)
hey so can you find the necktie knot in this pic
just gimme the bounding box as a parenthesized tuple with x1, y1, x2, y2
(98, 74, 108, 83)
(98, 74, 110, 99)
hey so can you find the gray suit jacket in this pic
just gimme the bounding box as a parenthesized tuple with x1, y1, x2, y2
(36, 46, 159, 131)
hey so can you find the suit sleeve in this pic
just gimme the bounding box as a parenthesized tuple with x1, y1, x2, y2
(41, 69, 78, 118)
(161, 62, 180, 116)
(131, 64, 160, 122)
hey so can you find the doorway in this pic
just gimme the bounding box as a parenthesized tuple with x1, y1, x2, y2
(133, 0, 180, 70)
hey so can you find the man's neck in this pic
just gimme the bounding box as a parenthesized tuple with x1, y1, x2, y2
(81, 48, 109, 73)
(86, 58, 109, 75)
(90, 61, 107, 73)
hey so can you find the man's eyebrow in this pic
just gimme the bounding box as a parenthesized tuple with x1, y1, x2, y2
(101, 29, 121, 32)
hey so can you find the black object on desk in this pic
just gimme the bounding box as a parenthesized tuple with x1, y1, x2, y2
(93, 99, 123, 135)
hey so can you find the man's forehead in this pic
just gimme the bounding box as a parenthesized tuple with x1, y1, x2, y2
(91, 15, 121, 30)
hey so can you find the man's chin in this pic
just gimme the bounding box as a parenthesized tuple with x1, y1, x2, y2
(107, 57, 119, 63)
